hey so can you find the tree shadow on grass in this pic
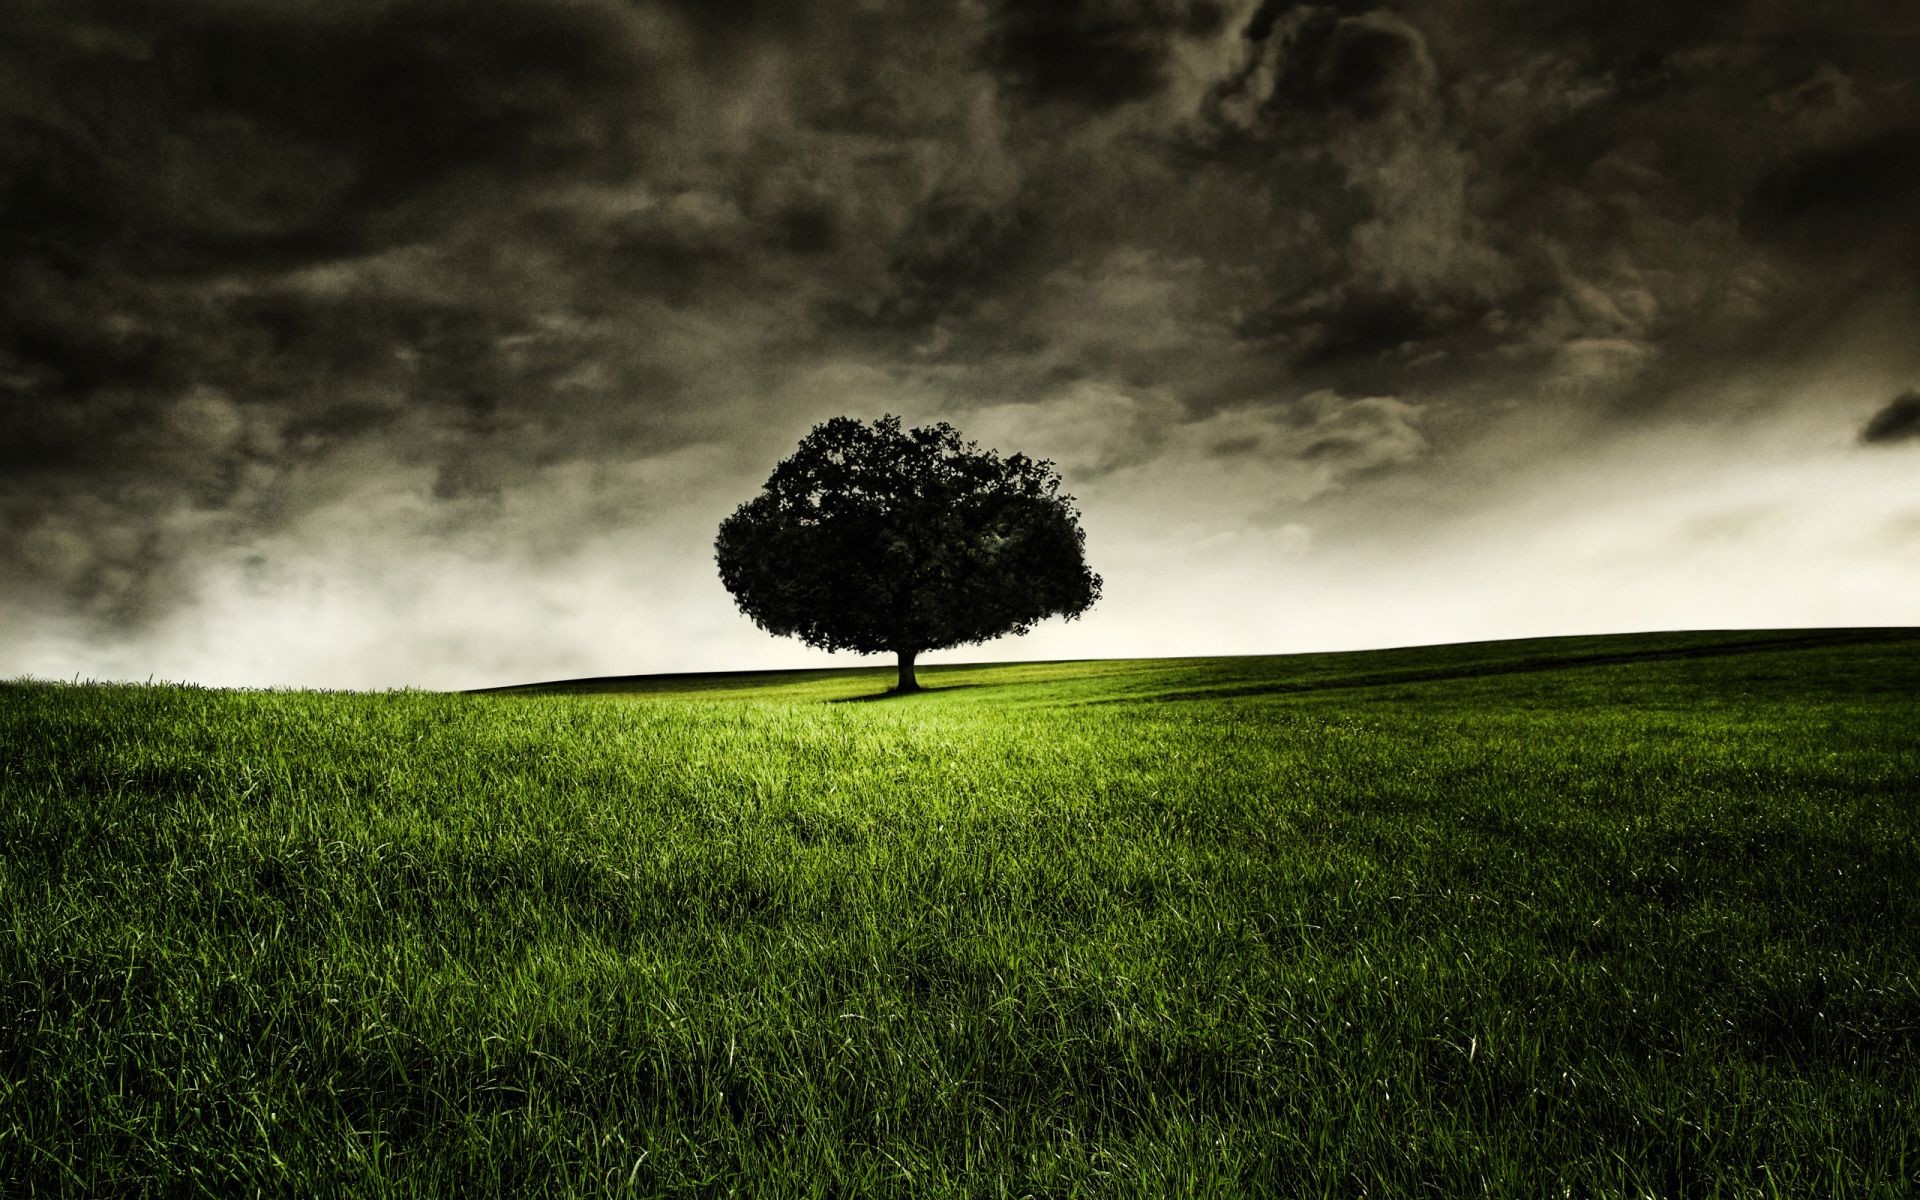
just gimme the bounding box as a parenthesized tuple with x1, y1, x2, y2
(829, 684, 985, 704)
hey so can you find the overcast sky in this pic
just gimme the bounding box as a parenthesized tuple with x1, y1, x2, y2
(4, 0, 1918, 688)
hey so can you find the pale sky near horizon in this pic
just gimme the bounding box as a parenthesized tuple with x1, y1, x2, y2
(4, 1, 1918, 688)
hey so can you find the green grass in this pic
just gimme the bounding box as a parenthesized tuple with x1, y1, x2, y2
(5, 629, 1918, 1196)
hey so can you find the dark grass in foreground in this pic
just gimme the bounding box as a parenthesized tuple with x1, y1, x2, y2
(4, 631, 1919, 1196)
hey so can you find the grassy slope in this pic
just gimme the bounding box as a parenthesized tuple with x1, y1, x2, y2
(4, 629, 1918, 1196)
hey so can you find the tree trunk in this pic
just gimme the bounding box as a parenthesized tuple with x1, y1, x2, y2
(895, 648, 920, 693)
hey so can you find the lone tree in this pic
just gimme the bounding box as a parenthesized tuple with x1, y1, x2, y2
(716, 415, 1102, 692)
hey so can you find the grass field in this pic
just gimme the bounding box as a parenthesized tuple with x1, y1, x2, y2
(4, 629, 1918, 1196)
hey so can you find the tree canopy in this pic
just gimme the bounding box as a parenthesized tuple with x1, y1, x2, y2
(715, 415, 1101, 691)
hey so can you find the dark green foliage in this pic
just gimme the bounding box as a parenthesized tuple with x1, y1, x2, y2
(715, 415, 1100, 688)
(3, 629, 1919, 1196)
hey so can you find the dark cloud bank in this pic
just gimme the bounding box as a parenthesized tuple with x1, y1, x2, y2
(4, 0, 1918, 682)
(1862, 393, 1920, 444)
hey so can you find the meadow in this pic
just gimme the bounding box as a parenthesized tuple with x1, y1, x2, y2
(3, 629, 1917, 1196)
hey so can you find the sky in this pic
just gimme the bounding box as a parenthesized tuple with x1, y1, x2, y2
(3, 0, 1918, 689)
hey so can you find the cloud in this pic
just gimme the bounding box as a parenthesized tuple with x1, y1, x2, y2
(968, 383, 1426, 516)
(0, 1, 664, 272)
(1861, 392, 1920, 445)
(1744, 129, 1920, 265)
(980, 0, 1225, 111)
(964, 382, 1167, 478)
(7, 0, 1920, 680)
(1206, 4, 1441, 137)
(870, 190, 1043, 327)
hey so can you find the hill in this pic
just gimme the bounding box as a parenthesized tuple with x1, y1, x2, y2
(4, 629, 1918, 1195)
(475, 626, 1920, 702)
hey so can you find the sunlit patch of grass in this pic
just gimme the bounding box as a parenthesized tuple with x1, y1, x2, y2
(4, 630, 1918, 1195)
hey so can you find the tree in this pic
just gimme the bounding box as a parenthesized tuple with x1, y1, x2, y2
(715, 415, 1102, 692)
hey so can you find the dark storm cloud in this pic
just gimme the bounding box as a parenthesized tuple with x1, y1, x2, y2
(864, 192, 1044, 329)
(1240, 287, 1496, 380)
(1861, 393, 1920, 446)
(0, 0, 695, 623)
(0, 0, 655, 273)
(6, 0, 1920, 650)
(981, 0, 1225, 110)
(1182, 0, 1920, 409)
(1745, 130, 1920, 256)
(1224, 4, 1439, 123)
